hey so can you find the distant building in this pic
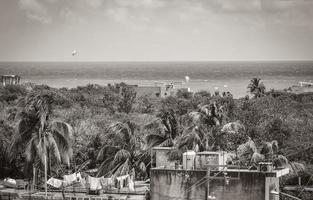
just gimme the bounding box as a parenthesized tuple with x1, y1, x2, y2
(288, 81, 313, 94)
(1, 75, 21, 86)
(131, 83, 182, 98)
(111, 82, 191, 98)
(133, 85, 162, 97)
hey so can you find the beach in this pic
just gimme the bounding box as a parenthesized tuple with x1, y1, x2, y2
(1, 61, 312, 98)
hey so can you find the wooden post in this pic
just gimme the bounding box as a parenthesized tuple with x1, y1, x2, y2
(206, 168, 210, 200)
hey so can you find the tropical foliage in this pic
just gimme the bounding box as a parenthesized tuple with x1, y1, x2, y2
(8, 91, 73, 177)
(0, 78, 313, 200)
(247, 77, 266, 98)
(97, 121, 147, 179)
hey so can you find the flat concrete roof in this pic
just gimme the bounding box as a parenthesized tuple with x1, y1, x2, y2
(152, 147, 175, 150)
(151, 167, 290, 178)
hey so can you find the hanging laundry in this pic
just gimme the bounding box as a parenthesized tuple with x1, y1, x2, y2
(63, 173, 77, 182)
(62, 180, 73, 187)
(47, 178, 63, 188)
(116, 175, 129, 189)
(86, 176, 103, 191)
(76, 172, 82, 182)
(128, 176, 135, 192)
(100, 177, 113, 188)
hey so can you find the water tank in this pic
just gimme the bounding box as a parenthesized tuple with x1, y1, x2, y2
(195, 151, 228, 170)
(183, 150, 196, 170)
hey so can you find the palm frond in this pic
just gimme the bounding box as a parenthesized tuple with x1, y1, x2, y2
(273, 155, 289, 168)
(178, 131, 201, 150)
(50, 121, 73, 165)
(288, 162, 305, 175)
(35, 136, 46, 165)
(188, 111, 202, 124)
(97, 145, 120, 161)
(76, 159, 91, 172)
(46, 134, 61, 163)
(113, 158, 130, 177)
(145, 134, 166, 148)
(251, 152, 264, 165)
(109, 121, 132, 142)
(97, 156, 114, 177)
(50, 121, 73, 141)
(221, 121, 245, 134)
(158, 138, 174, 147)
(112, 149, 131, 166)
(24, 137, 37, 163)
(237, 137, 257, 163)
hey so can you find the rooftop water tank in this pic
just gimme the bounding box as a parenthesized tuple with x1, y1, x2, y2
(183, 150, 196, 170)
(195, 151, 228, 170)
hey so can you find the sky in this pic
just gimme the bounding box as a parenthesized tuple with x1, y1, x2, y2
(0, 0, 313, 61)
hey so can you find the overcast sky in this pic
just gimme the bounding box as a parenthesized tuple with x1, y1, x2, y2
(0, 0, 313, 61)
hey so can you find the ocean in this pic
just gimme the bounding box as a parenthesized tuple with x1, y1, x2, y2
(1, 61, 313, 98)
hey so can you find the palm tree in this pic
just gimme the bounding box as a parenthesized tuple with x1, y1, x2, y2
(189, 103, 222, 127)
(97, 121, 147, 178)
(0, 122, 10, 174)
(247, 78, 266, 98)
(144, 109, 181, 148)
(9, 92, 73, 195)
(233, 138, 304, 174)
(236, 137, 258, 166)
(178, 102, 226, 151)
(221, 121, 247, 151)
(177, 126, 203, 152)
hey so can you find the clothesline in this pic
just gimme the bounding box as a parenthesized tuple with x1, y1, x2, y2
(47, 172, 135, 192)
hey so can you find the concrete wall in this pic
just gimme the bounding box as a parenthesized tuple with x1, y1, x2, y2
(265, 177, 279, 200)
(209, 171, 265, 200)
(151, 169, 282, 200)
(150, 169, 207, 200)
(208, 172, 279, 200)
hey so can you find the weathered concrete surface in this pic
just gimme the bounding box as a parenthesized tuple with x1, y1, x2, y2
(151, 169, 286, 200)
(150, 169, 207, 200)
(209, 171, 279, 200)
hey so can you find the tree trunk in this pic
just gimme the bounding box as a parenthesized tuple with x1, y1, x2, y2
(44, 154, 47, 197)
(32, 167, 36, 192)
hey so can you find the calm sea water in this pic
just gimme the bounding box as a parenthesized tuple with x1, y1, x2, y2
(0, 61, 312, 98)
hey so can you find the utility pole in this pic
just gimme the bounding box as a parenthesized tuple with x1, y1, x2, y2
(206, 167, 210, 200)
(44, 133, 47, 198)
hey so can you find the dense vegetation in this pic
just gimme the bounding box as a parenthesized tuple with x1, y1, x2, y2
(0, 79, 313, 198)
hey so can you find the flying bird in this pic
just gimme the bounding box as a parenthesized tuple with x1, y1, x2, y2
(72, 50, 78, 56)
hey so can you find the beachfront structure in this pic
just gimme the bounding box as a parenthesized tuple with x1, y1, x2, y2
(1, 75, 21, 86)
(150, 149, 290, 200)
(299, 81, 313, 87)
(131, 84, 185, 98)
(289, 81, 313, 94)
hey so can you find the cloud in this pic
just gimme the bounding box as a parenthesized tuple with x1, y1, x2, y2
(18, 0, 52, 24)
(84, 0, 103, 8)
(115, 0, 166, 8)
